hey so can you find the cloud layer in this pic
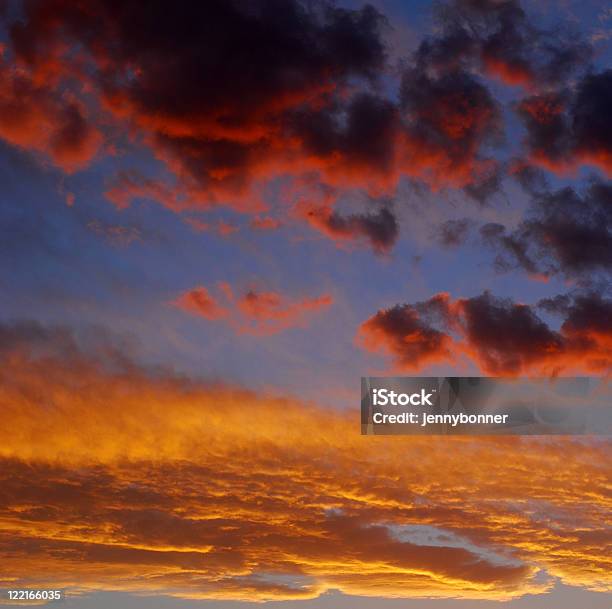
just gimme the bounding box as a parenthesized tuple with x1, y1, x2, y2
(0, 323, 610, 601)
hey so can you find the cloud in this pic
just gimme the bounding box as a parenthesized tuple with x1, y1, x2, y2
(173, 282, 333, 335)
(299, 202, 399, 253)
(435, 218, 474, 248)
(421, 0, 591, 89)
(250, 216, 282, 231)
(104, 170, 198, 212)
(237, 289, 333, 329)
(0, 0, 601, 251)
(0, 322, 610, 601)
(183, 217, 240, 237)
(508, 159, 549, 195)
(399, 68, 502, 191)
(288, 92, 401, 183)
(87, 219, 142, 247)
(0, 3, 526, 210)
(518, 71, 612, 175)
(397, 0, 592, 195)
(6, 0, 390, 202)
(172, 286, 229, 321)
(480, 179, 612, 279)
(538, 291, 612, 372)
(358, 295, 454, 369)
(0, 57, 102, 172)
(455, 292, 563, 374)
(358, 290, 611, 375)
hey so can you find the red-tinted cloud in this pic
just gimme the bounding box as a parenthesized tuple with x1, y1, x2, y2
(173, 286, 229, 321)
(0, 58, 101, 172)
(104, 170, 193, 211)
(400, 69, 500, 167)
(6, 0, 391, 201)
(517, 71, 612, 176)
(358, 290, 611, 375)
(0, 0, 521, 226)
(298, 201, 399, 253)
(358, 295, 454, 369)
(173, 282, 333, 335)
(482, 55, 533, 88)
(0, 0, 601, 254)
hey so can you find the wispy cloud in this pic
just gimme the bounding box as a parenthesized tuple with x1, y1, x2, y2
(172, 283, 333, 335)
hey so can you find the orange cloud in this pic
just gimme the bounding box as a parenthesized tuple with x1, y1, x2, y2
(173, 283, 333, 335)
(0, 325, 610, 602)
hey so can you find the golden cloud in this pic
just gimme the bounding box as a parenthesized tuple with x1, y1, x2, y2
(0, 328, 610, 602)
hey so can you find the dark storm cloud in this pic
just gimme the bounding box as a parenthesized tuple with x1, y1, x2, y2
(302, 204, 399, 253)
(539, 291, 612, 337)
(518, 70, 612, 174)
(400, 67, 501, 162)
(359, 290, 611, 374)
(396, 1, 543, 201)
(457, 291, 563, 374)
(571, 71, 612, 170)
(7, 0, 390, 202)
(0, 0, 603, 251)
(358, 298, 453, 369)
(537, 293, 572, 315)
(289, 92, 399, 174)
(404, 0, 593, 195)
(480, 222, 540, 275)
(480, 179, 612, 279)
(517, 92, 572, 168)
(1, 0, 538, 209)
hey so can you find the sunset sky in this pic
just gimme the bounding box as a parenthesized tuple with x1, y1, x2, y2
(0, 0, 610, 607)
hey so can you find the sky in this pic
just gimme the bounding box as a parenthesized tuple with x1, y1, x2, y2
(0, 0, 610, 607)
